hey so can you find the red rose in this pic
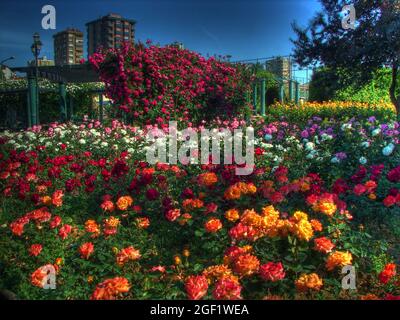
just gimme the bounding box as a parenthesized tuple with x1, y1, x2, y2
(165, 209, 181, 222)
(259, 262, 286, 282)
(212, 277, 242, 300)
(146, 188, 159, 201)
(79, 242, 94, 260)
(49, 215, 62, 229)
(29, 244, 43, 257)
(353, 184, 367, 196)
(306, 194, 319, 205)
(185, 275, 208, 300)
(387, 166, 400, 183)
(58, 224, 72, 240)
(269, 191, 284, 204)
(383, 195, 396, 207)
(255, 147, 264, 156)
(205, 202, 218, 214)
(379, 263, 396, 284)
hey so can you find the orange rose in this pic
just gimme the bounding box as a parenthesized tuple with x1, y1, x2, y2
(360, 294, 380, 300)
(104, 216, 120, 229)
(240, 209, 262, 228)
(90, 277, 130, 300)
(116, 196, 133, 211)
(232, 253, 260, 276)
(203, 265, 234, 283)
(136, 217, 150, 229)
(183, 198, 204, 211)
(85, 220, 100, 234)
(295, 273, 323, 292)
(245, 183, 257, 194)
(41, 195, 52, 206)
(326, 251, 352, 271)
(116, 246, 141, 266)
(310, 219, 323, 232)
(225, 209, 240, 222)
(314, 237, 335, 254)
(52, 190, 64, 207)
(224, 185, 241, 200)
(198, 172, 218, 187)
(205, 217, 223, 233)
(314, 200, 336, 216)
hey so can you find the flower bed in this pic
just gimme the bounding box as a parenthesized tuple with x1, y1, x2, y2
(0, 112, 399, 300)
(266, 101, 396, 125)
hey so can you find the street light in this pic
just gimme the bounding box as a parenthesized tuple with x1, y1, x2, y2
(30, 32, 42, 125)
(31, 33, 42, 57)
(0, 56, 14, 65)
(31, 32, 42, 71)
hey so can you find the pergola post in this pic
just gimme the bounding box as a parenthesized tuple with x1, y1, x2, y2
(252, 82, 257, 114)
(295, 81, 300, 105)
(89, 97, 94, 119)
(27, 75, 38, 126)
(59, 82, 67, 123)
(279, 83, 284, 103)
(99, 93, 104, 122)
(68, 95, 74, 121)
(27, 79, 32, 128)
(260, 78, 266, 116)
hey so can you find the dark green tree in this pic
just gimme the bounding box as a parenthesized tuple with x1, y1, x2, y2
(291, 0, 400, 114)
(308, 67, 342, 101)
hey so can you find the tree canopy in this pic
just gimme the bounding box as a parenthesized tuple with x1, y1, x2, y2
(291, 0, 400, 113)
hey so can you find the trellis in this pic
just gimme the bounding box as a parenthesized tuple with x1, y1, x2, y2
(251, 76, 300, 116)
(2, 63, 303, 128)
(3, 64, 106, 127)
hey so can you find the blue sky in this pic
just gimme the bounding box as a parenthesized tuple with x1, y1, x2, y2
(0, 0, 321, 69)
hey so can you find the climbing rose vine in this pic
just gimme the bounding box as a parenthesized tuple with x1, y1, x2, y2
(89, 41, 253, 125)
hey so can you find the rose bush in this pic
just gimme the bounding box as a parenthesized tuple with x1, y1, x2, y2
(89, 42, 253, 126)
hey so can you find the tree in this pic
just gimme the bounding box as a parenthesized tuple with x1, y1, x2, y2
(291, 0, 400, 114)
(309, 67, 396, 103)
(308, 67, 343, 101)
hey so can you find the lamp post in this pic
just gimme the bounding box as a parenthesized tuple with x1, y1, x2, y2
(30, 33, 42, 125)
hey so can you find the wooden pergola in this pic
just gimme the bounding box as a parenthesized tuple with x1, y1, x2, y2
(10, 64, 104, 127)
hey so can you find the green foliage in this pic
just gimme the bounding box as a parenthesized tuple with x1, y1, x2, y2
(255, 67, 280, 106)
(308, 67, 342, 102)
(0, 79, 104, 127)
(335, 69, 400, 104)
(309, 67, 400, 104)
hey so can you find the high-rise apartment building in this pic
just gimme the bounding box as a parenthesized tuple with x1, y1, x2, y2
(53, 28, 84, 65)
(86, 13, 136, 57)
(169, 41, 184, 50)
(265, 56, 292, 80)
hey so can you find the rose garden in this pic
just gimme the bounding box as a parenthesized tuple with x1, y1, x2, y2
(0, 1, 399, 301)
